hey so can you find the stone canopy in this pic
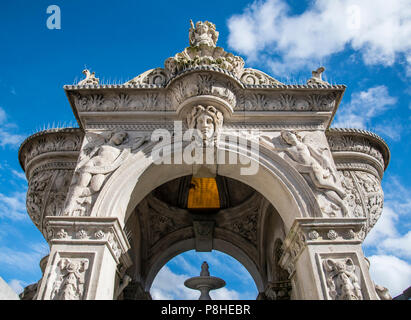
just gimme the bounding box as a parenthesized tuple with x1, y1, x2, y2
(18, 20, 391, 301)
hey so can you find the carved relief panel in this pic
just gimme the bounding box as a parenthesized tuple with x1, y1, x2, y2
(316, 253, 366, 300)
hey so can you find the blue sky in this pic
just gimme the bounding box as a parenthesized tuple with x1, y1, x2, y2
(0, 0, 410, 299)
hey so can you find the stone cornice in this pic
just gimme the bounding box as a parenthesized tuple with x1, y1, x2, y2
(44, 216, 131, 265)
(326, 128, 390, 172)
(18, 128, 84, 176)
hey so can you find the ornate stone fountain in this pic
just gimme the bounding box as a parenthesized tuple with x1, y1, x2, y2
(184, 261, 226, 300)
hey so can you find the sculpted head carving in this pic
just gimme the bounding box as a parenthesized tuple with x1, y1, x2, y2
(280, 131, 302, 146)
(108, 130, 128, 146)
(187, 105, 223, 144)
(189, 20, 219, 47)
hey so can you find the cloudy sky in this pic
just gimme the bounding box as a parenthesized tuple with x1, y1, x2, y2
(0, 0, 410, 299)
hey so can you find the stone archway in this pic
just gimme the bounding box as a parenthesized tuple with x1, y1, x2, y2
(118, 172, 290, 299)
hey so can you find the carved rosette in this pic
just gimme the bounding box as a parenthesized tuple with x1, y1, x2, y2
(19, 129, 84, 233)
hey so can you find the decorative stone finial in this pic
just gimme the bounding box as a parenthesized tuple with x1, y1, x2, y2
(200, 261, 210, 276)
(78, 69, 99, 86)
(189, 20, 219, 47)
(307, 66, 329, 85)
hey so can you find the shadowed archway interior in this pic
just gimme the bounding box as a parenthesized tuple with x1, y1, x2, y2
(119, 175, 290, 300)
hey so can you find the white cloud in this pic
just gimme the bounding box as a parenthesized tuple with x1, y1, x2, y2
(362, 176, 411, 297)
(11, 169, 26, 181)
(151, 262, 251, 300)
(7, 279, 26, 295)
(0, 106, 25, 148)
(0, 191, 29, 221)
(0, 244, 47, 274)
(368, 255, 411, 297)
(331, 85, 397, 136)
(227, 0, 411, 76)
(150, 266, 199, 300)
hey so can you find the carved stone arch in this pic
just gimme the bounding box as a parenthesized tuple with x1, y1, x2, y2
(143, 238, 264, 293)
(91, 140, 322, 231)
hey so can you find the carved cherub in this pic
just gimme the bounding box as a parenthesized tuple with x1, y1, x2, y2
(189, 20, 219, 47)
(52, 258, 89, 300)
(274, 131, 348, 216)
(63, 130, 130, 216)
(323, 258, 363, 300)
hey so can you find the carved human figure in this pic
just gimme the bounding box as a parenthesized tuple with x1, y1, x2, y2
(189, 20, 219, 47)
(323, 258, 363, 300)
(64, 131, 130, 216)
(186, 105, 223, 146)
(275, 131, 348, 216)
(52, 258, 89, 300)
(200, 261, 210, 276)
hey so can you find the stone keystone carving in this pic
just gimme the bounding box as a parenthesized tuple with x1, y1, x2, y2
(322, 257, 363, 300)
(78, 69, 99, 86)
(186, 105, 223, 147)
(51, 258, 89, 300)
(189, 20, 219, 47)
(64, 130, 130, 216)
(276, 131, 348, 217)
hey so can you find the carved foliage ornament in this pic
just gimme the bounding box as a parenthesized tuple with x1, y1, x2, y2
(72, 92, 161, 112)
(339, 170, 383, 234)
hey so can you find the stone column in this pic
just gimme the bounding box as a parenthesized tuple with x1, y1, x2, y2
(36, 216, 131, 300)
(279, 218, 378, 300)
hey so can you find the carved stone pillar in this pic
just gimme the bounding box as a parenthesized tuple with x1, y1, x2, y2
(36, 217, 131, 300)
(279, 218, 378, 300)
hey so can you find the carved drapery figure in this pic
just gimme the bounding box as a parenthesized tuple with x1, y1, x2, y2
(51, 258, 89, 300)
(63, 131, 130, 216)
(189, 20, 219, 47)
(323, 258, 363, 300)
(186, 105, 223, 147)
(276, 131, 348, 216)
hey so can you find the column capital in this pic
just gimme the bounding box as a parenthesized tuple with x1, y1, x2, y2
(44, 216, 131, 266)
(279, 217, 366, 277)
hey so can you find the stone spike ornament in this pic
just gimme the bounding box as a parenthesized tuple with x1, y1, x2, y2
(184, 261, 226, 300)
